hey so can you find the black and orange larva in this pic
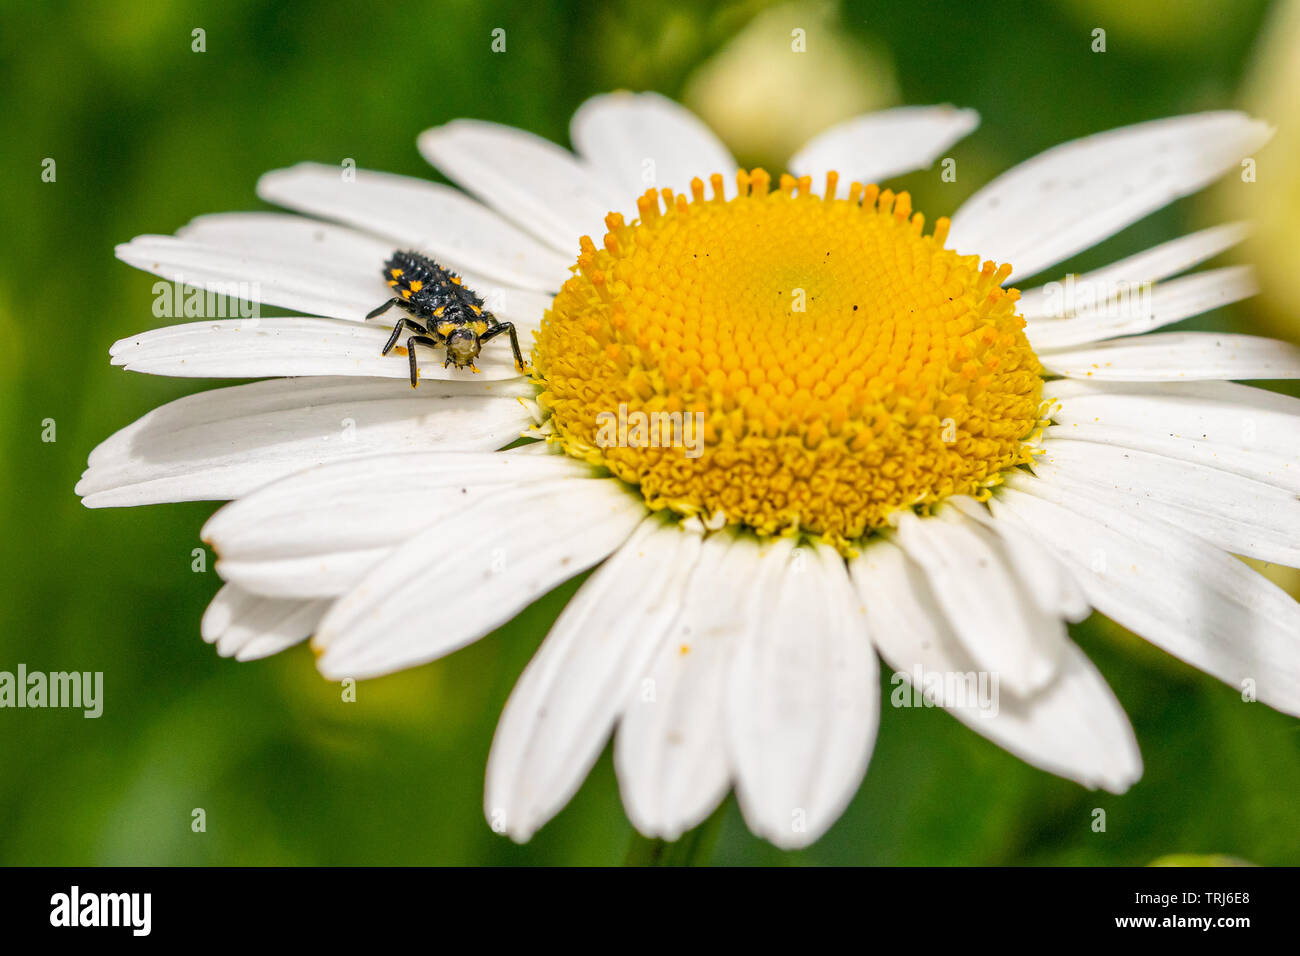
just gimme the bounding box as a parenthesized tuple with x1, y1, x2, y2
(366, 250, 526, 385)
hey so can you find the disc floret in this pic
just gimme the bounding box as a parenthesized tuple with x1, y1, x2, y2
(534, 170, 1044, 549)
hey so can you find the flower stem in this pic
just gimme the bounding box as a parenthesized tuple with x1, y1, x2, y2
(623, 803, 727, 866)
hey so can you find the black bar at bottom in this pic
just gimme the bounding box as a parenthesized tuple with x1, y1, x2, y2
(0, 864, 1284, 941)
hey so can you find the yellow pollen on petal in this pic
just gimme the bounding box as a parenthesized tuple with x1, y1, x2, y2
(532, 170, 1045, 551)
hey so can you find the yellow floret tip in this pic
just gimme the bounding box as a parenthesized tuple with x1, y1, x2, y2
(532, 170, 1044, 551)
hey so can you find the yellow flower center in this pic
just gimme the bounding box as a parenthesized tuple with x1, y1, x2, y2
(533, 170, 1044, 550)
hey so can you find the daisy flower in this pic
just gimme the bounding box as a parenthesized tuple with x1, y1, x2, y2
(80, 91, 1300, 850)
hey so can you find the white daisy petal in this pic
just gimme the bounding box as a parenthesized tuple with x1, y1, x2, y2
(1024, 265, 1258, 351)
(970, 639, 1143, 794)
(215, 551, 386, 601)
(109, 317, 525, 381)
(994, 474, 1300, 717)
(1033, 438, 1300, 568)
(202, 451, 591, 598)
(178, 212, 395, 271)
(1039, 332, 1300, 381)
(789, 105, 980, 196)
(418, 119, 627, 254)
(201, 584, 328, 661)
(1047, 379, 1300, 450)
(1043, 422, 1300, 498)
(256, 163, 571, 291)
(313, 477, 646, 679)
(77, 376, 535, 508)
(485, 515, 705, 842)
(119, 224, 552, 330)
(236, 630, 318, 662)
(1018, 222, 1251, 320)
(1044, 379, 1300, 492)
(615, 530, 757, 841)
(946, 496, 1090, 622)
(172, 212, 556, 326)
(892, 508, 1067, 695)
(947, 112, 1273, 282)
(116, 234, 380, 321)
(570, 91, 737, 201)
(850, 539, 1142, 792)
(726, 540, 877, 850)
(203, 450, 589, 558)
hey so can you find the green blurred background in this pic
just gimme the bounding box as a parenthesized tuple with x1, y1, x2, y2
(2, 0, 1298, 865)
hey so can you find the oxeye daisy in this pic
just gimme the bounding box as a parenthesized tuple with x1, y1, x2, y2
(80, 91, 1300, 849)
